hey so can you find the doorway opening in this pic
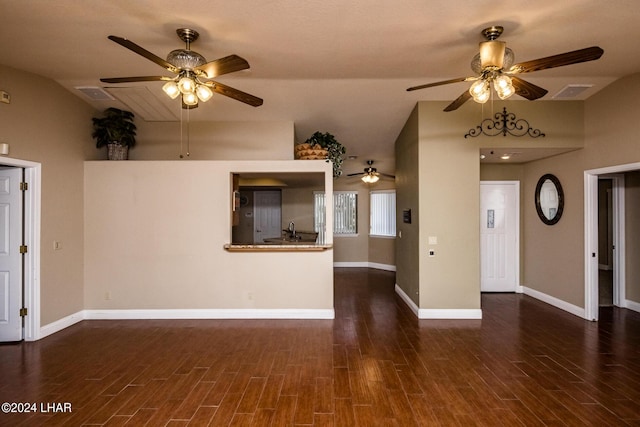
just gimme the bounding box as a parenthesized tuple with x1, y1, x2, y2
(585, 164, 638, 321)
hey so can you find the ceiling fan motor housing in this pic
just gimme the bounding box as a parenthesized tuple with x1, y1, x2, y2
(480, 41, 506, 70)
(166, 49, 206, 70)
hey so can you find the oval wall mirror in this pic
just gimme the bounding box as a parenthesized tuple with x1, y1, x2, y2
(535, 174, 564, 225)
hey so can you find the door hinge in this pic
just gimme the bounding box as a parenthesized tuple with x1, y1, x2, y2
(20, 307, 27, 317)
(19, 245, 28, 254)
(20, 182, 28, 191)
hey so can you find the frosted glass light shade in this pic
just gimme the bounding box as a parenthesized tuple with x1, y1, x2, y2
(178, 76, 196, 94)
(362, 174, 379, 183)
(183, 92, 198, 106)
(196, 84, 213, 102)
(162, 81, 180, 99)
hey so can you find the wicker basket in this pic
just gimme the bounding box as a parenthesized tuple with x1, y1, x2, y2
(107, 143, 129, 160)
(295, 143, 328, 160)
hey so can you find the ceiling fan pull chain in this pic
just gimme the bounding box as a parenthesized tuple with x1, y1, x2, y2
(186, 107, 190, 157)
(179, 104, 184, 159)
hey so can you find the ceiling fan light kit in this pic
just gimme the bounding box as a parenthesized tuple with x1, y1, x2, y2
(347, 160, 394, 184)
(361, 173, 380, 184)
(407, 25, 604, 111)
(100, 28, 263, 109)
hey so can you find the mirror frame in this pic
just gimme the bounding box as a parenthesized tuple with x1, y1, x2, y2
(535, 173, 564, 225)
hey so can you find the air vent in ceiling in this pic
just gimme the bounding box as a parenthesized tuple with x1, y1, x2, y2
(552, 84, 593, 99)
(75, 86, 115, 101)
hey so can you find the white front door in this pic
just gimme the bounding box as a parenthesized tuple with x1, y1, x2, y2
(253, 191, 282, 243)
(480, 181, 519, 292)
(0, 167, 23, 342)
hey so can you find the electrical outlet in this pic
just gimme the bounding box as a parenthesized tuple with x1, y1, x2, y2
(53, 241, 62, 250)
(104, 291, 112, 300)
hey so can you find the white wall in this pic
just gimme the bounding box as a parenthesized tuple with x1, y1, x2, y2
(84, 160, 334, 316)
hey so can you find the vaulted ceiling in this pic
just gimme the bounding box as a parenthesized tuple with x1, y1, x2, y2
(2, 1, 639, 173)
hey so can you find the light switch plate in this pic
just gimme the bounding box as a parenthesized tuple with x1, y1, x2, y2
(0, 91, 10, 104)
(428, 236, 438, 245)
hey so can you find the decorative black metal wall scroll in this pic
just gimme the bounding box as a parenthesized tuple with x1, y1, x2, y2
(464, 107, 545, 138)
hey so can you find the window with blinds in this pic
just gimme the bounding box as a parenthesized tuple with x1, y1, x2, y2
(314, 191, 357, 235)
(370, 190, 396, 237)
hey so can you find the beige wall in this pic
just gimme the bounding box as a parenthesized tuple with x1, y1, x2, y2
(0, 65, 93, 325)
(282, 186, 318, 232)
(395, 106, 420, 304)
(522, 73, 640, 308)
(128, 121, 295, 161)
(397, 100, 586, 311)
(418, 103, 480, 310)
(84, 160, 334, 311)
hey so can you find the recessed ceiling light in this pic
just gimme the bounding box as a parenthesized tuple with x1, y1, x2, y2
(347, 155, 358, 160)
(501, 154, 511, 160)
(480, 154, 486, 160)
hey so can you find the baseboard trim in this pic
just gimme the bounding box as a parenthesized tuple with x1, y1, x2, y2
(523, 287, 585, 319)
(395, 284, 482, 319)
(83, 308, 335, 320)
(418, 309, 483, 319)
(334, 262, 396, 271)
(395, 284, 419, 316)
(624, 299, 640, 314)
(39, 310, 85, 339)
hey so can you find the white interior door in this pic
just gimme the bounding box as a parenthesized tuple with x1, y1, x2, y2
(0, 167, 23, 342)
(480, 181, 519, 292)
(253, 191, 282, 243)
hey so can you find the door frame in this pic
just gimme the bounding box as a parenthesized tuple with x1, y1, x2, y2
(0, 157, 40, 341)
(480, 181, 521, 293)
(585, 163, 636, 321)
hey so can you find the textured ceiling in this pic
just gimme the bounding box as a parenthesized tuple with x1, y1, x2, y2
(2, 0, 639, 173)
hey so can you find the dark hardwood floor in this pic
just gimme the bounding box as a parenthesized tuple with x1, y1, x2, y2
(1, 268, 639, 426)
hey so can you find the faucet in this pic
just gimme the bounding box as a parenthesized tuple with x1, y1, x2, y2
(288, 221, 296, 239)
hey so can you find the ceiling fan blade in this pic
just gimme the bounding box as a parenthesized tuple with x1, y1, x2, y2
(508, 46, 604, 74)
(207, 81, 263, 107)
(407, 77, 474, 92)
(379, 173, 396, 179)
(510, 76, 548, 100)
(443, 91, 472, 112)
(195, 55, 250, 79)
(100, 76, 173, 83)
(108, 35, 180, 74)
(346, 172, 365, 177)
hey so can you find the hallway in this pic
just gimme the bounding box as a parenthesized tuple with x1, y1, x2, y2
(0, 268, 639, 426)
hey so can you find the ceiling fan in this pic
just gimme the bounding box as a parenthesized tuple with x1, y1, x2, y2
(407, 26, 603, 112)
(100, 28, 263, 109)
(347, 160, 395, 183)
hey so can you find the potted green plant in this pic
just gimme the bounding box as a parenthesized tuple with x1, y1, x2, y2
(91, 107, 137, 160)
(295, 131, 346, 178)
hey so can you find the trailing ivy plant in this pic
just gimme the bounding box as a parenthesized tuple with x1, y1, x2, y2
(304, 131, 346, 178)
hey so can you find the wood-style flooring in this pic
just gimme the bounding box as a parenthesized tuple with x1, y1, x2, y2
(1, 268, 639, 426)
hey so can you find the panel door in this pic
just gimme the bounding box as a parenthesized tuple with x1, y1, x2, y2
(0, 167, 23, 342)
(480, 182, 518, 292)
(253, 191, 282, 243)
